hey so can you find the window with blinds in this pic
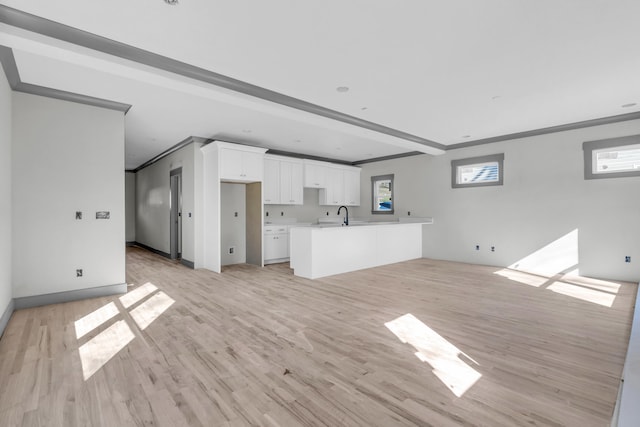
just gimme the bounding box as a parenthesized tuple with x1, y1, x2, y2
(451, 154, 504, 188)
(584, 135, 640, 180)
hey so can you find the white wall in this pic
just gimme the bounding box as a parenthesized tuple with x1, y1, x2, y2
(135, 142, 201, 262)
(353, 120, 640, 282)
(125, 171, 136, 242)
(0, 63, 12, 317)
(12, 92, 125, 298)
(220, 183, 246, 265)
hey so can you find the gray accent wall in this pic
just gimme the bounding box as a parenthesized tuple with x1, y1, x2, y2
(135, 141, 202, 264)
(0, 60, 12, 335)
(12, 92, 126, 298)
(352, 119, 640, 283)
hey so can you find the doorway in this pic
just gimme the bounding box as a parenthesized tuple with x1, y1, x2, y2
(170, 168, 182, 260)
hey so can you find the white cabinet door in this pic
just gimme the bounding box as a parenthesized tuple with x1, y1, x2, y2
(344, 169, 360, 206)
(304, 161, 327, 188)
(241, 151, 264, 182)
(264, 234, 288, 261)
(219, 148, 244, 180)
(280, 160, 304, 205)
(289, 161, 304, 204)
(263, 158, 280, 204)
(220, 148, 264, 181)
(319, 168, 344, 205)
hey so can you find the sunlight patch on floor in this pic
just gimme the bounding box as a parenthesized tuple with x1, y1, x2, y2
(120, 282, 158, 308)
(74, 302, 119, 339)
(129, 291, 175, 330)
(78, 319, 135, 380)
(75, 282, 176, 380)
(560, 274, 621, 293)
(494, 269, 549, 287)
(547, 281, 617, 307)
(385, 313, 481, 397)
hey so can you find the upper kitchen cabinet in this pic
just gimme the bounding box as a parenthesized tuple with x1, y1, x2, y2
(303, 160, 328, 188)
(343, 168, 361, 206)
(263, 157, 280, 204)
(319, 165, 361, 206)
(264, 155, 303, 205)
(219, 143, 265, 182)
(280, 158, 304, 205)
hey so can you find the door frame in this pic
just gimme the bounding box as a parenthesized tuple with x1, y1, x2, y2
(170, 167, 182, 260)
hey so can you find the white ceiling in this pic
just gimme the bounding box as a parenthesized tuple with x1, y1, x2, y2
(1, 1, 640, 169)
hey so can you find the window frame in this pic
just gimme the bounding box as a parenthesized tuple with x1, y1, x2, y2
(451, 153, 504, 188)
(371, 174, 394, 215)
(583, 135, 640, 180)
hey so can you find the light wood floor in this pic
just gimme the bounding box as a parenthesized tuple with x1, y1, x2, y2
(0, 247, 636, 426)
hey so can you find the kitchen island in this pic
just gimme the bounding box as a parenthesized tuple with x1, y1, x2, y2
(289, 220, 431, 279)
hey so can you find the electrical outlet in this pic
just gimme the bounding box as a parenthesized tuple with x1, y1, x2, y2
(76, 269, 83, 277)
(229, 247, 235, 255)
(95, 211, 110, 219)
(475, 245, 480, 251)
(234, 212, 238, 217)
(625, 256, 631, 263)
(281, 212, 284, 216)
(266, 212, 269, 217)
(75, 211, 82, 220)
(326, 211, 329, 216)
(491, 246, 495, 252)
(407, 211, 411, 216)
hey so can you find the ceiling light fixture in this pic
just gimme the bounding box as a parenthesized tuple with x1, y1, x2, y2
(361, 107, 368, 110)
(164, 0, 179, 5)
(336, 86, 349, 93)
(621, 103, 637, 108)
(242, 129, 252, 133)
(462, 135, 471, 139)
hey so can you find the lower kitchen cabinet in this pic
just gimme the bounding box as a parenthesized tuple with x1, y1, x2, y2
(264, 225, 289, 264)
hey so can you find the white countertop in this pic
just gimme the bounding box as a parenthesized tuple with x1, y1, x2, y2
(287, 217, 433, 229)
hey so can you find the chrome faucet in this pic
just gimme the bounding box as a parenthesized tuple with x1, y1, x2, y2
(337, 205, 349, 226)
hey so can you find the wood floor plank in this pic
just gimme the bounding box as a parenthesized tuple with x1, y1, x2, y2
(0, 246, 635, 426)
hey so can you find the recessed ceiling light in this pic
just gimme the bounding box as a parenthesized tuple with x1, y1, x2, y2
(622, 103, 637, 108)
(294, 139, 301, 143)
(462, 135, 471, 139)
(491, 95, 501, 100)
(361, 107, 368, 110)
(164, 0, 179, 5)
(336, 147, 342, 150)
(336, 86, 349, 93)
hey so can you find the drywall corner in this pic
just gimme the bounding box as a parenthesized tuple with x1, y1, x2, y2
(0, 53, 13, 331)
